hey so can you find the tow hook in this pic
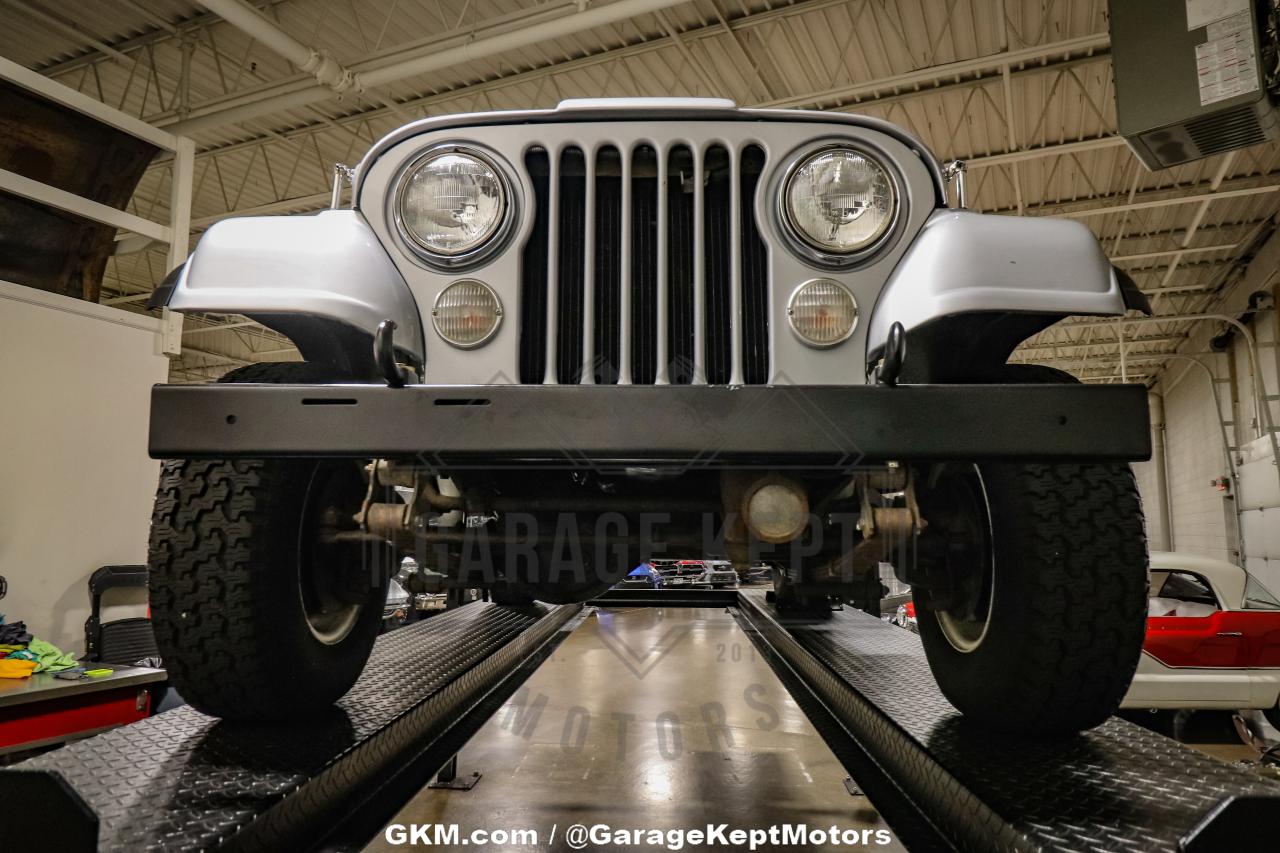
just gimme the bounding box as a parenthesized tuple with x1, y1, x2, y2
(873, 322, 907, 386)
(374, 319, 409, 388)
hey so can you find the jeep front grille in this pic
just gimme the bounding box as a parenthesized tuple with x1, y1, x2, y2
(519, 143, 769, 385)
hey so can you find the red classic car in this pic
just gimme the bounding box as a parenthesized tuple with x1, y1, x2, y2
(1121, 551, 1280, 727)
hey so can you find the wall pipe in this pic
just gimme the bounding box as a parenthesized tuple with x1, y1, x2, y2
(1147, 390, 1174, 552)
(196, 0, 353, 92)
(181, 0, 694, 135)
(1070, 313, 1272, 436)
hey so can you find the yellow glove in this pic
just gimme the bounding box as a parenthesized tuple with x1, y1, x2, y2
(0, 659, 38, 678)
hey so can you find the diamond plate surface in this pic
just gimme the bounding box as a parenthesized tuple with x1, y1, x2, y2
(738, 590, 1280, 853)
(10, 602, 577, 852)
(735, 614, 955, 851)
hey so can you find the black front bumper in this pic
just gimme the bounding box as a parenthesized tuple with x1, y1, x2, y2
(148, 383, 1151, 466)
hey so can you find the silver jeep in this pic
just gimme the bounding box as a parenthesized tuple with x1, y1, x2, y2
(147, 98, 1152, 734)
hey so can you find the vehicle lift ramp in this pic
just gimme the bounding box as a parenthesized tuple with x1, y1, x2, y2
(0, 589, 1276, 852)
(730, 589, 1280, 852)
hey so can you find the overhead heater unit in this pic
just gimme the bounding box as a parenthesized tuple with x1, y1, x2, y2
(1111, 0, 1280, 169)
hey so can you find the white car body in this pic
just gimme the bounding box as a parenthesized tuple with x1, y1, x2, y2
(702, 561, 738, 588)
(1122, 551, 1280, 712)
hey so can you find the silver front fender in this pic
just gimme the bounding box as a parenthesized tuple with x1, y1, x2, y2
(168, 210, 424, 370)
(866, 210, 1129, 361)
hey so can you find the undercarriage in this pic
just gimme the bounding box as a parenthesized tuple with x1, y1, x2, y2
(342, 460, 974, 626)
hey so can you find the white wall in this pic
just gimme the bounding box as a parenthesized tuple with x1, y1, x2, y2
(0, 281, 168, 654)
(1131, 459, 1167, 552)
(1236, 296, 1280, 592)
(1160, 353, 1235, 562)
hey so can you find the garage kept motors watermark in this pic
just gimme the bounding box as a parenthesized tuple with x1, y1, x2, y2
(382, 822, 894, 849)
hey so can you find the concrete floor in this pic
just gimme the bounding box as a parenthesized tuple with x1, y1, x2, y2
(365, 606, 903, 852)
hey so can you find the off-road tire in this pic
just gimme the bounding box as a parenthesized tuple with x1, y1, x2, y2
(914, 364, 1149, 735)
(148, 363, 388, 720)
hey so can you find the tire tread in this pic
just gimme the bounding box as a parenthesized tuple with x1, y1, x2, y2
(148, 363, 376, 718)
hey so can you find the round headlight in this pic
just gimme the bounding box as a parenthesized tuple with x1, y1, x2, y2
(397, 148, 508, 259)
(783, 147, 895, 256)
(787, 279, 858, 346)
(432, 280, 503, 348)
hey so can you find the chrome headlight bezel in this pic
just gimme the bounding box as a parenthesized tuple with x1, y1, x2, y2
(776, 142, 902, 269)
(391, 143, 517, 270)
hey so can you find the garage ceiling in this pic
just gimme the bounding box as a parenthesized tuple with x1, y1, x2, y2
(3, 0, 1278, 384)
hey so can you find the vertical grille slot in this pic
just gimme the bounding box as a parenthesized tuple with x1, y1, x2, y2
(519, 148, 550, 384)
(667, 146, 696, 384)
(555, 147, 586, 383)
(703, 145, 733, 385)
(593, 147, 622, 384)
(630, 145, 659, 385)
(741, 145, 770, 385)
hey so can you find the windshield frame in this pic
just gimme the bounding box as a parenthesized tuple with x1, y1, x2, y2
(1243, 574, 1280, 610)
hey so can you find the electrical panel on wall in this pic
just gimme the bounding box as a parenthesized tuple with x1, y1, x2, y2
(1110, 0, 1280, 169)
